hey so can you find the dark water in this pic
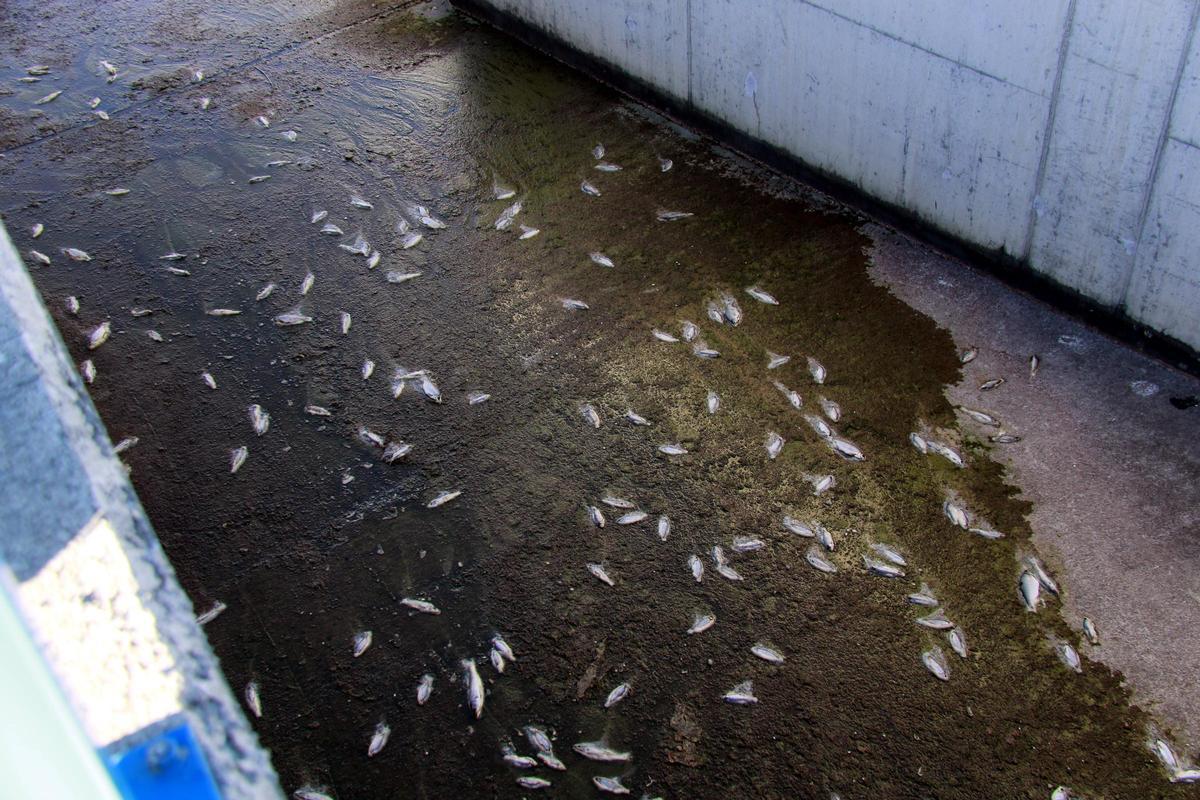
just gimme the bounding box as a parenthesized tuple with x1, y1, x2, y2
(0, 2, 1190, 798)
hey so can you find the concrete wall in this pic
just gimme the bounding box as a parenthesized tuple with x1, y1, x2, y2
(461, 0, 1200, 353)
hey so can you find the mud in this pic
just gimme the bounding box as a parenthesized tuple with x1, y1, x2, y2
(0, 1, 1193, 798)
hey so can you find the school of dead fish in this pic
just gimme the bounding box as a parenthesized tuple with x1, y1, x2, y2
(17, 55, 1192, 800)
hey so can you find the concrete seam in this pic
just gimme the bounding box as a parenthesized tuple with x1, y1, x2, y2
(1021, 0, 1078, 262)
(1121, 0, 1200, 309)
(798, 0, 1048, 99)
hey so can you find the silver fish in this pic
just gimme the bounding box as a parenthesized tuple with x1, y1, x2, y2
(386, 271, 423, 284)
(463, 658, 484, 718)
(247, 175, 271, 184)
(815, 523, 835, 551)
(63, 247, 92, 261)
(751, 643, 785, 664)
(281, 130, 298, 142)
(617, 510, 648, 525)
(358, 425, 385, 448)
(1082, 617, 1099, 645)
(819, 397, 841, 422)
(863, 556, 904, 578)
(1173, 769, 1200, 783)
(524, 725, 553, 754)
(810, 474, 836, 495)
(806, 544, 835, 575)
(495, 201, 522, 230)
(587, 563, 614, 586)
(338, 235, 370, 257)
(943, 500, 968, 528)
(626, 409, 650, 425)
(657, 515, 671, 541)
(805, 414, 832, 439)
(870, 542, 906, 567)
(1056, 641, 1082, 673)
(766, 351, 791, 369)
(658, 156, 673, 171)
(908, 583, 938, 607)
(417, 674, 434, 705)
(468, 391, 491, 405)
(1019, 571, 1042, 611)
(765, 431, 784, 460)
(201, 371, 217, 390)
(31, 223, 44, 238)
(960, 407, 1000, 427)
(707, 390, 720, 414)
(581, 181, 601, 197)
(574, 741, 631, 762)
(199, 97, 211, 110)
(266, 160, 291, 167)
(1023, 555, 1060, 595)
(105, 188, 130, 196)
(159, 251, 186, 261)
(1154, 738, 1180, 773)
(256, 116, 270, 128)
(229, 446, 248, 473)
(916, 610, 954, 631)
(588, 505, 606, 527)
(681, 320, 699, 341)
(922, 647, 950, 681)
(193, 69, 204, 82)
(353, 630, 372, 657)
(196, 601, 226, 626)
(294, 788, 334, 800)
(732, 536, 764, 553)
(273, 310, 312, 326)
(27, 65, 51, 76)
(688, 612, 715, 634)
(367, 722, 391, 756)
(656, 209, 693, 221)
(604, 683, 630, 707)
(361, 360, 375, 380)
(516, 777, 551, 790)
(592, 143, 605, 159)
(960, 347, 977, 364)
(717, 564, 744, 581)
(712, 545, 728, 567)
(909, 432, 928, 453)
(381, 441, 412, 463)
(688, 554, 704, 582)
(401, 598, 441, 614)
(206, 308, 241, 316)
(593, 776, 631, 795)
(320, 223, 343, 236)
(658, 443, 687, 456)
(589, 251, 614, 268)
(80, 359, 96, 384)
(807, 356, 827, 384)
(420, 374, 442, 403)
(34, 90, 62, 105)
(28, 249, 51, 266)
(349, 195, 373, 210)
(773, 381, 803, 410)
(745, 286, 778, 305)
(256, 283, 277, 301)
(928, 441, 964, 468)
(783, 516, 814, 537)
(652, 328, 679, 343)
(723, 680, 758, 705)
(338, 312, 351, 334)
(595, 162, 623, 172)
(706, 301, 725, 325)
(1029, 354, 1041, 378)
(968, 526, 1004, 540)
(304, 405, 331, 416)
(518, 224, 540, 239)
(562, 298, 589, 310)
(492, 634, 516, 662)
(94, 109, 110, 121)
(310, 210, 328, 224)
(248, 404, 270, 436)
(87, 321, 111, 350)
(113, 436, 139, 454)
(602, 494, 635, 509)
(989, 432, 1022, 444)
(721, 293, 743, 325)
(831, 437, 863, 460)
(947, 628, 968, 658)
(580, 403, 601, 428)
(490, 647, 506, 673)
(980, 378, 1005, 391)
(426, 490, 461, 508)
(244, 681, 262, 717)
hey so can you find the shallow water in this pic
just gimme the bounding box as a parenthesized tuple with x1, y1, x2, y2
(0, 2, 1191, 798)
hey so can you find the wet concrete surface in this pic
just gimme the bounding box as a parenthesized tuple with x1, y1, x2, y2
(1, 1, 1197, 798)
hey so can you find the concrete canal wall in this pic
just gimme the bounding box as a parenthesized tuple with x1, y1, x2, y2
(457, 0, 1200, 357)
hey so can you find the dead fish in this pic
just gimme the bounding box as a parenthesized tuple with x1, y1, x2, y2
(495, 201, 522, 230)
(381, 441, 412, 463)
(593, 777, 631, 796)
(562, 298, 589, 311)
(417, 674, 434, 705)
(688, 612, 715, 634)
(64, 296, 79, 315)
(524, 725, 553, 754)
(195, 600, 226, 626)
(751, 643, 785, 664)
(338, 235, 370, 257)
(580, 403, 601, 428)
(244, 681, 262, 717)
(113, 436, 139, 454)
(574, 741, 631, 762)
(492, 634, 516, 662)
(658, 443, 688, 456)
(707, 391, 720, 414)
(490, 647, 507, 673)
(807, 356, 827, 384)
(721, 293, 743, 325)
(706, 301, 725, 325)
(689, 554, 704, 582)
(359, 427, 385, 447)
(248, 404, 270, 436)
(602, 494, 635, 509)
(80, 359, 96, 384)
(980, 378, 1005, 391)
(320, 223, 343, 236)
(960, 406, 1000, 427)
(426, 490, 461, 508)
(909, 432, 928, 453)
(870, 542, 906, 566)
(266, 159, 291, 168)
(304, 405, 331, 417)
(626, 409, 650, 425)
(247, 175, 271, 184)
(1023, 555, 1060, 595)
(1082, 617, 1099, 645)
(765, 431, 784, 459)
(34, 90, 62, 105)
(723, 680, 758, 705)
(17, 76, 40, 83)
(87, 321, 111, 350)
(658, 156, 673, 171)
(94, 109, 110, 121)
(273, 309, 312, 326)
(1173, 769, 1200, 783)
(199, 97, 211, 110)
(588, 506, 606, 528)
(681, 320, 699, 341)
(657, 515, 670, 541)
(28, 250, 51, 266)
(819, 397, 842, 422)
(104, 188, 130, 196)
(468, 390, 490, 405)
(580, 180, 601, 197)
(386, 271, 422, 284)
(367, 722, 390, 757)
(367, 250, 381, 269)
(361, 360, 375, 380)
(1056, 641, 1082, 673)
(947, 628, 968, 658)
(206, 308, 241, 316)
(745, 286, 778, 305)
(989, 432, 1022, 444)
(1029, 354, 1041, 378)
(766, 351, 790, 369)
(774, 381, 803, 410)
(159, 251, 186, 261)
(652, 328, 679, 343)
(352, 630, 372, 657)
(863, 556, 904, 578)
(815, 523, 835, 552)
(411, 205, 446, 229)
(419, 374, 443, 404)
(281, 130, 298, 142)
(732, 536, 764, 553)
(31, 222, 44, 238)
(294, 788, 333, 800)
(401, 598, 441, 615)
(1019, 570, 1042, 611)
(617, 510, 648, 525)
(916, 610, 954, 631)
(783, 516, 814, 537)
(960, 347, 977, 364)
(518, 224, 540, 239)
(943, 500, 968, 528)
(656, 209, 693, 221)
(493, 180, 517, 200)
(347, 194, 373, 210)
(27, 65, 51, 76)
(809, 474, 835, 495)
(310, 210, 328, 224)
(229, 446, 248, 473)
(587, 562, 615, 586)
(717, 564, 744, 581)
(193, 69, 204, 82)
(592, 144, 605, 159)
(1154, 738, 1181, 773)
(516, 777, 551, 790)
(595, 162, 623, 172)
(462, 658, 484, 718)
(907, 583, 938, 607)
(805, 414, 832, 438)
(589, 251, 615, 268)
(927, 441, 964, 468)
(604, 683, 630, 707)
(922, 647, 950, 681)
(63, 247, 92, 261)
(968, 526, 1004, 540)
(256, 283, 277, 301)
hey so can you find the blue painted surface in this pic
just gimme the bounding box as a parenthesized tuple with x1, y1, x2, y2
(107, 723, 222, 800)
